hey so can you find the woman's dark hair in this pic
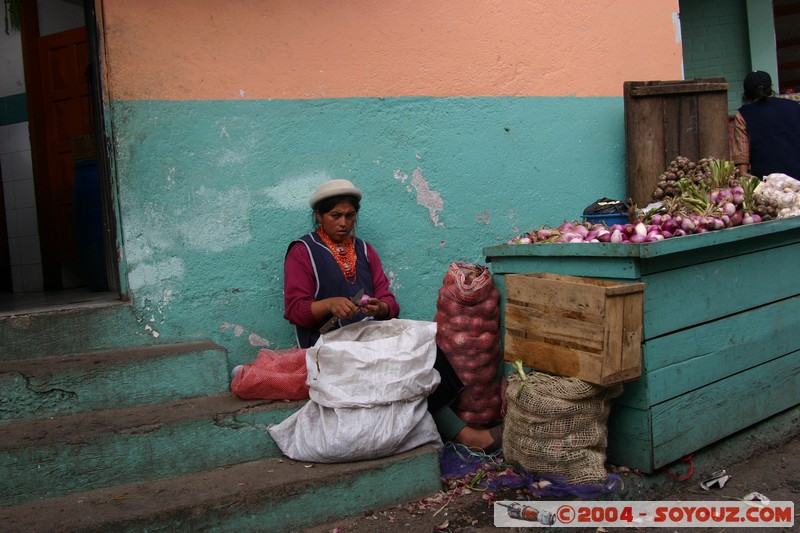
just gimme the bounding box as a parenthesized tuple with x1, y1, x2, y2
(742, 71, 773, 104)
(312, 195, 360, 225)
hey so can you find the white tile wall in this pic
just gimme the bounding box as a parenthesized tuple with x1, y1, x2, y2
(1, 121, 43, 292)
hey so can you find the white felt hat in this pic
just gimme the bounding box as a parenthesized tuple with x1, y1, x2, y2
(309, 179, 363, 208)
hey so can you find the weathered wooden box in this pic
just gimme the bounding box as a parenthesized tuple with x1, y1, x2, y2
(485, 217, 800, 473)
(624, 78, 729, 208)
(504, 273, 644, 386)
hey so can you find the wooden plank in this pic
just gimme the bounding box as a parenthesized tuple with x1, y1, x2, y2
(505, 304, 605, 353)
(678, 93, 699, 159)
(629, 80, 728, 96)
(620, 288, 644, 382)
(650, 349, 800, 470)
(697, 91, 730, 160)
(625, 81, 666, 208)
(662, 96, 681, 161)
(507, 273, 610, 316)
(615, 296, 800, 409)
(502, 334, 607, 383)
(638, 232, 800, 275)
(486, 255, 641, 280)
(606, 405, 653, 471)
(643, 244, 800, 339)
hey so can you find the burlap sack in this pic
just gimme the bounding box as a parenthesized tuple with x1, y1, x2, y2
(503, 371, 622, 485)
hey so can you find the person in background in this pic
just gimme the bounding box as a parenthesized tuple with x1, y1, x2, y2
(732, 70, 800, 180)
(283, 179, 502, 452)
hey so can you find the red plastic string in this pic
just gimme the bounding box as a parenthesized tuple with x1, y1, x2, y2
(662, 453, 695, 481)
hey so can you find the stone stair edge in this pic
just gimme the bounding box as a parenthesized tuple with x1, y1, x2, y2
(0, 339, 227, 374)
(0, 445, 443, 533)
(0, 394, 304, 451)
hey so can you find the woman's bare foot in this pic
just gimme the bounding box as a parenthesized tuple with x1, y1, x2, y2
(453, 424, 502, 452)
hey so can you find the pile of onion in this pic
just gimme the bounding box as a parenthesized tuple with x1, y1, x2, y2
(507, 173, 771, 245)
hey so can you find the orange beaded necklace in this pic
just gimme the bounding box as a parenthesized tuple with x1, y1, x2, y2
(317, 227, 357, 282)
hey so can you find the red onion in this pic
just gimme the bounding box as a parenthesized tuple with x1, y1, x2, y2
(557, 221, 574, 233)
(662, 219, 679, 233)
(731, 186, 745, 205)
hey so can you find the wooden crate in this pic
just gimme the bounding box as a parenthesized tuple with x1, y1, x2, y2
(624, 78, 729, 208)
(503, 273, 644, 386)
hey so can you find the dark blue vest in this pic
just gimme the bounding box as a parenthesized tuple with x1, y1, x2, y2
(289, 233, 376, 348)
(738, 98, 800, 179)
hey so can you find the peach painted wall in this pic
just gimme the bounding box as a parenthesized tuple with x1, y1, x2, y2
(100, 0, 683, 101)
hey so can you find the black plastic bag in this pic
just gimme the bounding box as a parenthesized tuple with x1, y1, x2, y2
(583, 197, 631, 216)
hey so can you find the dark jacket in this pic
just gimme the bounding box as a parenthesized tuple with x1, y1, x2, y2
(738, 97, 800, 179)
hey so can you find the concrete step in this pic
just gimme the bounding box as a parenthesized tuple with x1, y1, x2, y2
(0, 301, 164, 362)
(0, 444, 442, 533)
(0, 341, 232, 423)
(0, 394, 304, 506)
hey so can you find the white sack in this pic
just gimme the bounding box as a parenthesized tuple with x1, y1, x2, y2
(268, 319, 443, 462)
(269, 399, 441, 463)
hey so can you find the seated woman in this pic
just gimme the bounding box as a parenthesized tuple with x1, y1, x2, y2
(283, 179, 501, 452)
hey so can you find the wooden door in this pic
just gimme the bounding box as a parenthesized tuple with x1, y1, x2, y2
(36, 26, 93, 285)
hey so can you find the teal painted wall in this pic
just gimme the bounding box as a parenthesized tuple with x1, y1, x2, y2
(745, 0, 779, 90)
(680, 0, 751, 114)
(111, 96, 625, 364)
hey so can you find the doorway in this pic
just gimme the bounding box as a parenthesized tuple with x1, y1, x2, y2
(0, 0, 119, 314)
(774, 0, 800, 93)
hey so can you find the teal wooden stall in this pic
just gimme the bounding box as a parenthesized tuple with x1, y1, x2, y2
(484, 217, 800, 473)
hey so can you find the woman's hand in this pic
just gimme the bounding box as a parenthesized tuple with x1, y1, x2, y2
(360, 297, 388, 319)
(326, 296, 361, 320)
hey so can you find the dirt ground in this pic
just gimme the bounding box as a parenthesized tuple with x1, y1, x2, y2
(301, 436, 800, 533)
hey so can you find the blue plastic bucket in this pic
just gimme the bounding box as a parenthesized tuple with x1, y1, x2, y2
(582, 213, 629, 226)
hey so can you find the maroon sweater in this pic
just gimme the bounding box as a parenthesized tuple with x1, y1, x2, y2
(283, 237, 400, 347)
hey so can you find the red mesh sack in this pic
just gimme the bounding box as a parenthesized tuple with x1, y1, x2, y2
(231, 348, 309, 400)
(434, 262, 502, 428)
